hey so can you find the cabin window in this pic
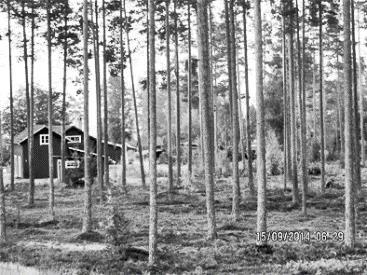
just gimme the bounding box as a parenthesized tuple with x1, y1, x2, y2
(40, 134, 49, 145)
(66, 135, 81, 144)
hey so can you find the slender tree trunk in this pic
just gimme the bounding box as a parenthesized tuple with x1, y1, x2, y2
(357, 8, 365, 166)
(343, 0, 355, 249)
(242, 2, 255, 197)
(29, 0, 35, 204)
(82, 0, 92, 233)
(0, 113, 6, 242)
(254, 0, 267, 246)
(187, 1, 192, 183)
(119, 0, 126, 192)
(197, 0, 216, 240)
(312, 52, 317, 137)
(61, 0, 68, 185)
(22, 0, 33, 206)
(174, 0, 181, 186)
(319, 2, 325, 193)
(224, 0, 233, 127)
(209, 6, 218, 170)
(337, 53, 345, 164)
(102, 0, 110, 198)
(147, 0, 158, 266)
(47, 0, 55, 220)
(7, 0, 14, 192)
(228, 0, 240, 220)
(123, 0, 146, 189)
(93, 0, 104, 198)
(282, 9, 288, 191)
(146, 0, 150, 159)
(351, 0, 361, 192)
(296, 0, 307, 215)
(287, 4, 299, 205)
(165, 0, 173, 196)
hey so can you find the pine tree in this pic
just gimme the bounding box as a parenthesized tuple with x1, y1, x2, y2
(82, 0, 92, 233)
(47, 0, 55, 220)
(242, 1, 255, 197)
(0, 112, 6, 242)
(343, 0, 355, 249)
(197, 0, 216, 240)
(254, 0, 266, 246)
(7, 0, 15, 192)
(148, 0, 158, 266)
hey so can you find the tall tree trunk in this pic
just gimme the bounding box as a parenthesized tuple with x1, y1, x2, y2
(287, 3, 299, 205)
(0, 113, 6, 242)
(228, 0, 240, 220)
(242, 2, 255, 197)
(7, 0, 14, 192)
(224, 0, 233, 127)
(147, 0, 157, 266)
(296, 0, 307, 215)
(351, 0, 361, 192)
(165, 0, 173, 197)
(187, 1, 192, 183)
(22, 0, 33, 206)
(209, 5, 218, 169)
(119, 0, 126, 192)
(343, 0, 355, 249)
(123, 0, 146, 189)
(337, 52, 345, 164)
(47, 0, 55, 220)
(165, 0, 173, 199)
(29, 0, 35, 204)
(357, 7, 365, 166)
(254, 0, 267, 246)
(61, 0, 68, 185)
(102, 0, 110, 198)
(319, 2, 325, 193)
(174, 0, 181, 186)
(312, 52, 317, 137)
(93, 0, 104, 199)
(197, 0, 216, 240)
(146, 1, 150, 159)
(282, 8, 288, 191)
(82, 0, 92, 233)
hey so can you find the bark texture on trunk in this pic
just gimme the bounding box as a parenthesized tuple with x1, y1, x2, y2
(166, 0, 173, 196)
(7, 0, 14, 192)
(187, 1, 192, 183)
(61, 0, 68, 185)
(197, 0, 217, 240)
(254, 0, 267, 245)
(148, 0, 158, 266)
(47, 0, 55, 220)
(174, 0, 181, 186)
(0, 113, 6, 242)
(319, 2, 326, 193)
(228, 0, 240, 220)
(93, 0, 104, 198)
(119, 0, 126, 191)
(287, 5, 299, 205)
(82, 0, 92, 233)
(343, 0, 355, 249)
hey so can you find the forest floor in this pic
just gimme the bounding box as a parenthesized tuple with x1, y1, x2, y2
(1, 162, 367, 274)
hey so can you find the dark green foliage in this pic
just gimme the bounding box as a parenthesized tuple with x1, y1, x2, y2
(2, 88, 69, 136)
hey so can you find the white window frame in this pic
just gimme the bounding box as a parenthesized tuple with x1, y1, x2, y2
(40, 134, 49, 145)
(66, 135, 82, 144)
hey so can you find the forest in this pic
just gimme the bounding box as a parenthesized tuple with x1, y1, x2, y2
(0, 0, 367, 274)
